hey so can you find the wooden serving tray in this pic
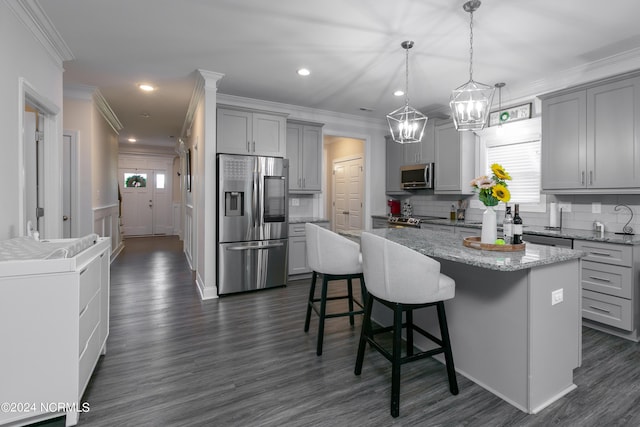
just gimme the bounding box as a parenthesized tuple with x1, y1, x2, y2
(463, 236, 526, 252)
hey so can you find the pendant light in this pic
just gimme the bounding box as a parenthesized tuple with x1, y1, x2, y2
(387, 41, 427, 144)
(449, 0, 495, 132)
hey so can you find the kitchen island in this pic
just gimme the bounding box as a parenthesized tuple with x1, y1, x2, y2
(368, 227, 583, 414)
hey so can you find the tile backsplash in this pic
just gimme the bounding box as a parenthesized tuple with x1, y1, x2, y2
(389, 193, 640, 234)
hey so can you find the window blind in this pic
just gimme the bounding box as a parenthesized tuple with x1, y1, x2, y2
(486, 140, 541, 203)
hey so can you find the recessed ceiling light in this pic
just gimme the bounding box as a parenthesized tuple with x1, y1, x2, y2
(138, 84, 155, 92)
(393, 90, 404, 97)
(140, 112, 151, 118)
(297, 68, 311, 76)
(128, 138, 137, 142)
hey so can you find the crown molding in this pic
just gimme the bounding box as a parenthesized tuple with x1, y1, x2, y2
(5, 0, 74, 67)
(93, 89, 123, 134)
(181, 70, 225, 138)
(216, 93, 388, 132)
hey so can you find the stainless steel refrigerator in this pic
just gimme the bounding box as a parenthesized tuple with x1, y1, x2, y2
(217, 154, 289, 295)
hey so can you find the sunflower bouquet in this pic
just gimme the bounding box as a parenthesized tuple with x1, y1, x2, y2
(470, 163, 511, 207)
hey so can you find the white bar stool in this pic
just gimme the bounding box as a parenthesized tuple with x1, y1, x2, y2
(354, 231, 458, 418)
(304, 223, 366, 356)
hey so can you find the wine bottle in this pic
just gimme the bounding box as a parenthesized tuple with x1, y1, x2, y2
(512, 204, 523, 244)
(502, 205, 513, 244)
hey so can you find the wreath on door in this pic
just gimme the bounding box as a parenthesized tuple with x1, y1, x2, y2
(126, 174, 147, 188)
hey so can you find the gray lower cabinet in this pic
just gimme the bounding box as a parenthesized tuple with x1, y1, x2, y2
(288, 222, 329, 276)
(574, 240, 639, 341)
(371, 216, 388, 229)
(540, 73, 640, 193)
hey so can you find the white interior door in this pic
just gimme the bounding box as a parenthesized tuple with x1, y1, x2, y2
(62, 134, 75, 238)
(120, 169, 153, 236)
(24, 111, 37, 235)
(24, 111, 45, 236)
(151, 169, 173, 235)
(120, 168, 173, 236)
(332, 157, 363, 233)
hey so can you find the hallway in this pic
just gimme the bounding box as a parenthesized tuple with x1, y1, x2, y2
(75, 236, 640, 426)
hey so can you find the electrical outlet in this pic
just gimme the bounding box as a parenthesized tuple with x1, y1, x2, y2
(592, 202, 601, 214)
(558, 203, 572, 213)
(551, 288, 563, 306)
(291, 198, 299, 207)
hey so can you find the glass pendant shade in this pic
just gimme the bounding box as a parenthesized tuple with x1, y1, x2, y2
(387, 104, 427, 144)
(387, 40, 427, 144)
(450, 79, 495, 131)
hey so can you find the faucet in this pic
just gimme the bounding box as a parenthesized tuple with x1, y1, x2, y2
(614, 204, 634, 234)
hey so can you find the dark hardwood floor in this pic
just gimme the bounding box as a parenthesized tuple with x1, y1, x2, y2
(77, 235, 640, 426)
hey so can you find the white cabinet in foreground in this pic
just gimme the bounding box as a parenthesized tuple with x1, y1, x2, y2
(0, 237, 111, 427)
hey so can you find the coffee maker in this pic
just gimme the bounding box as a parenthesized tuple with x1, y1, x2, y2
(387, 199, 401, 216)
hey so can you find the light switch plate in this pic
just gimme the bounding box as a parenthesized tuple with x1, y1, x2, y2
(552, 288, 563, 305)
(592, 202, 601, 214)
(291, 198, 299, 207)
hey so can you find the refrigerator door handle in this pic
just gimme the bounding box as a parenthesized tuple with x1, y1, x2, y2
(226, 242, 285, 251)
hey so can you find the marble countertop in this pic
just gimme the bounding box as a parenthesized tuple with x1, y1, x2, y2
(367, 228, 583, 272)
(289, 217, 329, 224)
(372, 214, 640, 245)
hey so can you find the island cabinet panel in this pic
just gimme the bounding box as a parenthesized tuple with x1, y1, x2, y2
(286, 121, 323, 193)
(409, 258, 580, 414)
(367, 227, 583, 414)
(574, 240, 638, 340)
(540, 73, 640, 193)
(434, 121, 475, 194)
(217, 107, 286, 157)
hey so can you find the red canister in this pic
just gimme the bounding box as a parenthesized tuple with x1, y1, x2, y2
(388, 199, 401, 216)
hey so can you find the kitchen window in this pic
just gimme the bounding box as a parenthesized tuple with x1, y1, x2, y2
(474, 117, 546, 212)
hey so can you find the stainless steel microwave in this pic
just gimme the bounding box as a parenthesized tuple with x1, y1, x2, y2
(400, 163, 434, 190)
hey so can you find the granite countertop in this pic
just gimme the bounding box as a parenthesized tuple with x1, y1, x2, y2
(289, 217, 329, 224)
(445, 220, 640, 245)
(368, 228, 583, 272)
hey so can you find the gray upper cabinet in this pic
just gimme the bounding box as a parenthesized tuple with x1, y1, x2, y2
(286, 120, 323, 193)
(385, 135, 408, 195)
(541, 73, 640, 193)
(217, 107, 286, 157)
(434, 121, 475, 194)
(403, 121, 435, 165)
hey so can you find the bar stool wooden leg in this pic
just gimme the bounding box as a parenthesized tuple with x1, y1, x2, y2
(354, 295, 374, 375)
(304, 271, 317, 332)
(316, 275, 330, 356)
(347, 278, 355, 326)
(406, 309, 414, 357)
(437, 301, 459, 395)
(391, 303, 403, 418)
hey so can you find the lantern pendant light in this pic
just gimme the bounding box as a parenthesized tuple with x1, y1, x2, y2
(386, 41, 427, 144)
(450, 0, 495, 132)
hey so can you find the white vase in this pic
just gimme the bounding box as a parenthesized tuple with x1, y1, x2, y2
(481, 206, 497, 244)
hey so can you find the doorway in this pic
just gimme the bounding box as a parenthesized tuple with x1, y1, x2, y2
(332, 156, 364, 234)
(119, 168, 172, 236)
(324, 136, 365, 233)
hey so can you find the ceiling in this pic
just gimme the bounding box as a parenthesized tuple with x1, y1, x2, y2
(37, 0, 640, 148)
